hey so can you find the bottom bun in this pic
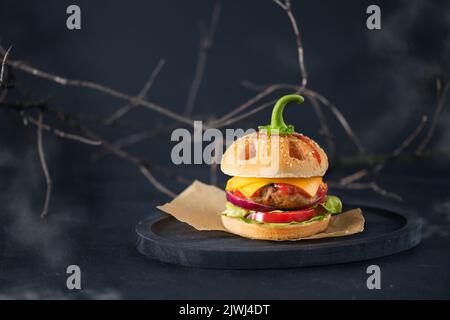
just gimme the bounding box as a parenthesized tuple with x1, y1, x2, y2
(221, 214, 331, 241)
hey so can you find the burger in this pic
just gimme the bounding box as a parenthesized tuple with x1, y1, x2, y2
(220, 94, 342, 240)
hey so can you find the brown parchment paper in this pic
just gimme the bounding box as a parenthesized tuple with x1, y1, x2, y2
(157, 180, 365, 240)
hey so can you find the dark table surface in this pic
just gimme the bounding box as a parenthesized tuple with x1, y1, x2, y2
(1, 158, 449, 300)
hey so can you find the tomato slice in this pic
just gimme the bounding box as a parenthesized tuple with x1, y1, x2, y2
(275, 183, 309, 197)
(314, 183, 328, 202)
(246, 206, 326, 223)
(232, 190, 247, 199)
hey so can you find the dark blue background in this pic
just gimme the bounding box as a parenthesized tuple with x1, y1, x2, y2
(0, 0, 449, 299)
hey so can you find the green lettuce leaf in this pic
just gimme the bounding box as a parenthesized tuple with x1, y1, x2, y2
(319, 195, 343, 215)
(222, 202, 249, 218)
(238, 213, 328, 228)
(222, 194, 343, 227)
(222, 202, 330, 228)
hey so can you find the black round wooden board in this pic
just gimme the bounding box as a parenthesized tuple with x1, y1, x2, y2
(135, 204, 422, 269)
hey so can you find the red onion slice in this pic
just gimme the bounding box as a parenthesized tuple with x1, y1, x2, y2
(225, 191, 275, 212)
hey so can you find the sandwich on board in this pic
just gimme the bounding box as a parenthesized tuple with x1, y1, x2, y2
(220, 94, 342, 240)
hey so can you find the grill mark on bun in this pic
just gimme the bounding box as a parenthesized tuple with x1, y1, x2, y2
(240, 137, 256, 161)
(288, 139, 306, 161)
(293, 133, 322, 164)
(221, 132, 328, 178)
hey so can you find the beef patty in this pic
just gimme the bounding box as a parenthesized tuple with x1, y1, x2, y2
(249, 183, 327, 210)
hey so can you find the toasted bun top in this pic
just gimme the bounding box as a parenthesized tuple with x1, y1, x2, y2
(220, 132, 328, 178)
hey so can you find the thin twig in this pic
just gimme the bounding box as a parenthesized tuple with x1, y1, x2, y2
(2, 100, 178, 198)
(253, 0, 364, 155)
(184, 0, 221, 116)
(334, 115, 428, 199)
(234, 80, 364, 153)
(139, 166, 176, 198)
(91, 122, 184, 161)
(273, 0, 308, 87)
(374, 115, 428, 175)
(209, 138, 222, 186)
(308, 95, 335, 157)
(2, 44, 285, 134)
(330, 182, 402, 201)
(330, 181, 402, 201)
(0, 88, 7, 102)
(104, 58, 166, 124)
(37, 112, 52, 218)
(212, 99, 277, 128)
(0, 45, 12, 88)
(416, 80, 450, 155)
(1, 0, 438, 205)
(24, 113, 102, 145)
(302, 88, 364, 153)
(2, 53, 194, 126)
(210, 162, 218, 186)
(46, 105, 177, 198)
(338, 169, 369, 185)
(368, 182, 402, 200)
(214, 83, 286, 123)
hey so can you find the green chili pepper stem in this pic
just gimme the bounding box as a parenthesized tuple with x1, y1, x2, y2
(270, 94, 304, 129)
(258, 94, 304, 134)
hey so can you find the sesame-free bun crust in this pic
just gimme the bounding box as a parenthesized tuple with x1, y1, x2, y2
(221, 132, 328, 178)
(221, 214, 331, 241)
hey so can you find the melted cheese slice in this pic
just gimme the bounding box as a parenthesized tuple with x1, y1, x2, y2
(226, 176, 323, 197)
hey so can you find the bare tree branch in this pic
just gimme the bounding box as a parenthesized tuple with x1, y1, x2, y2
(2, 53, 194, 126)
(139, 166, 176, 198)
(302, 87, 364, 153)
(338, 169, 369, 185)
(24, 113, 102, 145)
(2, 101, 178, 198)
(91, 122, 182, 161)
(416, 80, 450, 155)
(2, 48, 295, 135)
(330, 181, 402, 201)
(273, 0, 308, 87)
(45, 105, 178, 198)
(36, 112, 52, 218)
(247, 0, 364, 154)
(308, 95, 335, 157)
(208, 138, 223, 186)
(1, 0, 444, 208)
(214, 83, 286, 124)
(104, 58, 166, 124)
(213, 99, 277, 128)
(233, 80, 364, 153)
(210, 161, 218, 186)
(0, 45, 12, 88)
(333, 115, 428, 200)
(2, 42, 360, 153)
(184, 0, 221, 116)
(374, 115, 428, 175)
(0, 87, 7, 102)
